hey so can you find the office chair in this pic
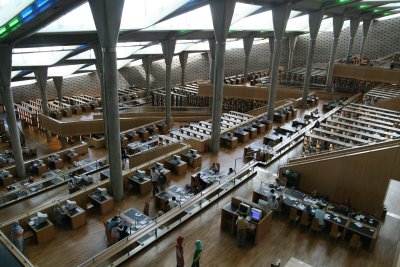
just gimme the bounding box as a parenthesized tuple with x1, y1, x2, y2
(329, 223, 342, 242)
(349, 234, 362, 249)
(299, 212, 311, 228)
(310, 218, 323, 233)
(289, 207, 300, 225)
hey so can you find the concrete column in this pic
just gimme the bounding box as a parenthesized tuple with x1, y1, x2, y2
(53, 77, 63, 102)
(243, 37, 254, 81)
(301, 10, 324, 107)
(89, 0, 125, 201)
(161, 39, 176, 127)
(210, 0, 236, 153)
(142, 56, 152, 96)
(93, 43, 108, 149)
(268, 36, 274, 74)
(359, 19, 372, 64)
(287, 35, 298, 70)
(326, 15, 345, 90)
(208, 38, 216, 83)
(179, 52, 189, 86)
(346, 18, 360, 61)
(0, 45, 26, 178)
(34, 67, 53, 142)
(267, 4, 291, 121)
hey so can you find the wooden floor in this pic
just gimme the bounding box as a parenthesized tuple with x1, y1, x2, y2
(1, 98, 399, 267)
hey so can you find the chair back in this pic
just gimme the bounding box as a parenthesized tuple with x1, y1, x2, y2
(329, 223, 339, 236)
(350, 234, 361, 248)
(300, 212, 310, 226)
(310, 217, 321, 232)
(289, 207, 299, 221)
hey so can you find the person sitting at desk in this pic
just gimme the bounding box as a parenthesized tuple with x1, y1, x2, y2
(110, 223, 121, 243)
(169, 196, 179, 210)
(266, 189, 275, 199)
(236, 215, 249, 248)
(53, 204, 68, 226)
(118, 225, 129, 240)
(158, 173, 167, 191)
(268, 195, 279, 211)
(210, 163, 220, 173)
(228, 168, 234, 175)
(108, 216, 120, 230)
(68, 180, 76, 194)
(150, 167, 160, 197)
(314, 204, 326, 227)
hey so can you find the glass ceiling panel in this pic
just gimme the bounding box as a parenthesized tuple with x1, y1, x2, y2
(253, 38, 269, 45)
(127, 60, 143, 67)
(226, 39, 243, 50)
(13, 45, 79, 53)
(68, 49, 96, 60)
(0, 0, 35, 27)
(144, 3, 261, 31)
(24, 64, 84, 77)
(376, 13, 400, 20)
(230, 10, 301, 31)
(134, 44, 163, 55)
(11, 71, 21, 79)
(12, 50, 73, 67)
(11, 79, 36, 87)
(286, 14, 309, 32)
(379, 3, 400, 7)
(39, 0, 190, 33)
(183, 41, 209, 52)
(81, 59, 132, 71)
(319, 18, 351, 32)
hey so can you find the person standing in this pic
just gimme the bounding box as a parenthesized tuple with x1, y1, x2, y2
(176, 235, 184, 267)
(150, 167, 159, 197)
(10, 221, 24, 252)
(236, 216, 249, 248)
(191, 240, 202, 267)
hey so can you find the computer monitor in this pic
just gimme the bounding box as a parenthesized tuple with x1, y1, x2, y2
(155, 162, 164, 170)
(37, 212, 48, 224)
(227, 132, 233, 138)
(250, 208, 262, 222)
(137, 170, 146, 178)
(238, 203, 250, 216)
(173, 155, 181, 162)
(97, 187, 107, 197)
(66, 200, 77, 211)
(237, 127, 243, 133)
(190, 149, 198, 155)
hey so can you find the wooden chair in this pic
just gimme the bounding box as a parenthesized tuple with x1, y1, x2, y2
(329, 223, 342, 242)
(299, 212, 311, 228)
(349, 234, 362, 249)
(143, 202, 150, 217)
(289, 207, 300, 224)
(310, 218, 323, 232)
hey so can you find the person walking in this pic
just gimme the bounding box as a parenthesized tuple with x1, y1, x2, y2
(150, 167, 159, 197)
(191, 240, 202, 267)
(176, 235, 184, 267)
(10, 221, 24, 252)
(236, 215, 249, 248)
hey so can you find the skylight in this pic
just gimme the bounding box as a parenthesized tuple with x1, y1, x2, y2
(11, 79, 36, 87)
(134, 44, 163, 55)
(39, 0, 191, 33)
(144, 3, 262, 31)
(12, 49, 74, 67)
(376, 12, 400, 20)
(183, 41, 210, 52)
(24, 64, 84, 77)
(11, 71, 21, 79)
(80, 59, 132, 71)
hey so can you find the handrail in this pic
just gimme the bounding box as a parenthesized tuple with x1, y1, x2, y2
(0, 231, 34, 267)
(78, 160, 257, 267)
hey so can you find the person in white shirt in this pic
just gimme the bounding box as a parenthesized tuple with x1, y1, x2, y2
(314, 205, 325, 226)
(150, 167, 159, 197)
(268, 195, 279, 211)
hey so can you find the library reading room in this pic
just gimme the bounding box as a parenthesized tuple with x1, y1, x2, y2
(1, 0, 400, 267)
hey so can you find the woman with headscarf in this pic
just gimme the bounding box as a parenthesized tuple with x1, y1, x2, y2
(10, 221, 24, 252)
(176, 235, 184, 267)
(191, 240, 202, 267)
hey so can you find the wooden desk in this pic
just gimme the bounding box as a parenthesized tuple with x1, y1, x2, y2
(181, 152, 202, 168)
(284, 257, 313, 267)
(67, 153, 79, 163)
(138, 129, 150, 141)
(165, 159, 187, 176)
(220, 197, 272, 245)
(66, 206, 87, 229)
(28, 220, 55, 245)
(191, 169, 227, 191)
(89, 193, 115, 215)
(244, 127, 257, 139)
(234, 131, 249, 143)
(221, 135, 238, 149)
(1, 174, 13, 186)
(48, 158, 64, 169)
(128, 175, 152, 194)
(252, 123, 266, 134)
(36, 164, 48, 176)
